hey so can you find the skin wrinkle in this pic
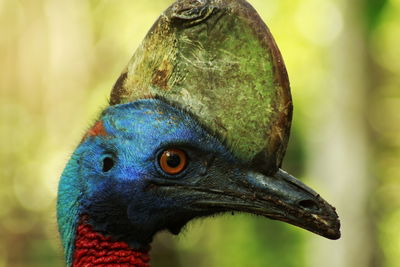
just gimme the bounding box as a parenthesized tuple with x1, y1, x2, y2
(73, 221, 150, 267)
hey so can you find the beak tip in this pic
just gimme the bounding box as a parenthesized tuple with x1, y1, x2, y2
(324, 217, 341, 240)
(326, 227, 341, 240)
(328, 231, 341, 240)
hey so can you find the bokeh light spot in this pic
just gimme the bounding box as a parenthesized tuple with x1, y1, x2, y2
(295, 0, 343, 45)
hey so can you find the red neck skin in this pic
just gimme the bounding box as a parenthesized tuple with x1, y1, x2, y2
(73, 222, 150, 267)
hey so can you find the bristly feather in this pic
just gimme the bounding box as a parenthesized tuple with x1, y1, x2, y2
(57, 153, 82, 266)
(58, 0, 341, 265)
(57, 99, 235, 264)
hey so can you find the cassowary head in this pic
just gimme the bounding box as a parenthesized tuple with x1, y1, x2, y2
(57, 0, 340, 266)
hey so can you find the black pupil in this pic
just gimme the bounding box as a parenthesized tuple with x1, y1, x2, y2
(102, 157, 114, 172)
(166, 152, 181, 168)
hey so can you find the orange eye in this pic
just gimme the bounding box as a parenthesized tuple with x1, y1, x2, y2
(159, 149, 187, 175)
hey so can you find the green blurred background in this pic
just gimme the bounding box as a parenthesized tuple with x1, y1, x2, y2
(0, 0, 399, 266)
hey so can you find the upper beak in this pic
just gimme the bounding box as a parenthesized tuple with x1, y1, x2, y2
(150, 168, 340, 240)
(194, 169, 341, 240)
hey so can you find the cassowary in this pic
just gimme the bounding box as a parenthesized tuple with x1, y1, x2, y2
(57, 0, 341, 266)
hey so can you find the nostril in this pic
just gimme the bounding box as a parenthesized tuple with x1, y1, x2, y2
(298, 199, 319, 211)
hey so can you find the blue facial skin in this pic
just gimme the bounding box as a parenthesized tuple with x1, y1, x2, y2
(58, 99, 341, 266)
(57, 99, 239, 265)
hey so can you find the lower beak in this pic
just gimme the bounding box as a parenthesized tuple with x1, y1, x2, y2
(193, 169, 341, 240)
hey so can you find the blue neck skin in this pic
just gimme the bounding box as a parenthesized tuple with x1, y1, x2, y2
(57, 99, 233, 265)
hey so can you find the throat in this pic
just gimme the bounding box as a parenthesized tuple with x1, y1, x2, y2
(73, 221, 150, 267)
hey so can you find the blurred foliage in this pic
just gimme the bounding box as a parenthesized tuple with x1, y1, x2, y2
(0, 0, 399, 266)
(369, 0, 400, 266)
(365, 0, 388, 31)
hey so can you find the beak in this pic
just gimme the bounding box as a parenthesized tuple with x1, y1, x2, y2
(151, 168, 340, 240)
(197, 169, 340, 239)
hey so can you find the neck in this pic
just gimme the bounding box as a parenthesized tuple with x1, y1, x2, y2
(73, 220, 150, 267)
(58, 150, 151, 266)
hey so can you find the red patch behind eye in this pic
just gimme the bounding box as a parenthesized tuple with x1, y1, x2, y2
(82, 121, 108, 142)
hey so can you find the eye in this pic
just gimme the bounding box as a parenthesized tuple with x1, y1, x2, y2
(102, 156, 114, 172)
(159, 148, 187, 175)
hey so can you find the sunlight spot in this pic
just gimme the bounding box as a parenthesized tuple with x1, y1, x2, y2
(371, 19, 400, 73)
(41, 152, 69, 198)
(251, 0, 280, 20)
(295, 0, 343, 45)
(13, 162, 53, 212)
(379, 209, 400, 267)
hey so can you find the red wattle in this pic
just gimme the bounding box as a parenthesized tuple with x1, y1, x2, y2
(73, 223, 150, 267)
